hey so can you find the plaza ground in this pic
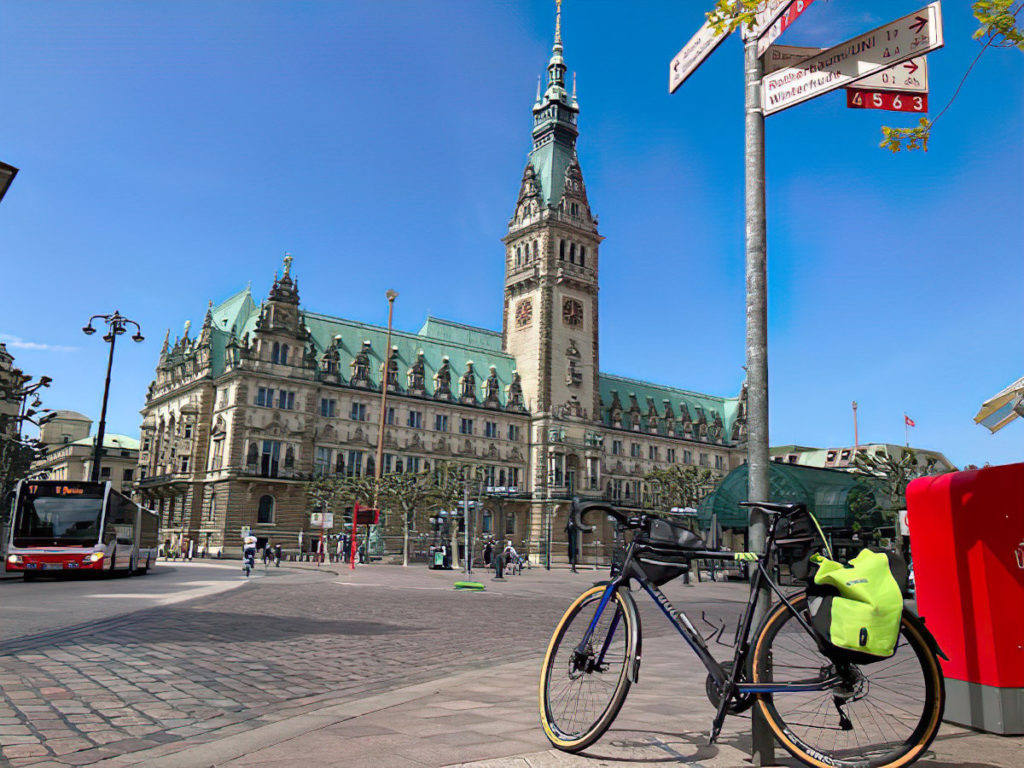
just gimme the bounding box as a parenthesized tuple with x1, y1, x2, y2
(0, 562, 1019, 767)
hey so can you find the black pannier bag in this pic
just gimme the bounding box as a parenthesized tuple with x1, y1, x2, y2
(774, 504, 826, 582)
(635, 518, 705, 586)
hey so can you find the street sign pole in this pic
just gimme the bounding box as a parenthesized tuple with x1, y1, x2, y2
(464, 484, 470, 577)
(743, 28, 775, 766)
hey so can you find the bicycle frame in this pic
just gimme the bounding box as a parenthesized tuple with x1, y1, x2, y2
(577, 529, 839, 701)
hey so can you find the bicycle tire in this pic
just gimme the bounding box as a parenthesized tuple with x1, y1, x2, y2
(539, 585, 638, 753)
(751, 593, 944, 768)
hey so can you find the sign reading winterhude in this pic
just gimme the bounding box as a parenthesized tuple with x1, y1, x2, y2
(761, 2, 943, 115)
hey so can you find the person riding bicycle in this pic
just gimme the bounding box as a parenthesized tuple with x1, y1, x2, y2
(504, 540, 521, 574)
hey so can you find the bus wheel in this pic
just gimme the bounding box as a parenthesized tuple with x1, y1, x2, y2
(23, 572, 36, 582)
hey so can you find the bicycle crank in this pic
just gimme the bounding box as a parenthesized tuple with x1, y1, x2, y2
(705, 661, 755, 715)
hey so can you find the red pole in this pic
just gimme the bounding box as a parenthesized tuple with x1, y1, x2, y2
(350, 501, 359, 570)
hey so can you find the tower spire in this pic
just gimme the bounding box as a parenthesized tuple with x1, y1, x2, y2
(554, 0, 562, 49)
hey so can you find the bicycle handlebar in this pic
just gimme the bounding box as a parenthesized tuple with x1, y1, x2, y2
(568, 499, 635, 534)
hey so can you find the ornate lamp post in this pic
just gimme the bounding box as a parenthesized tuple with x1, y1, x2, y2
(82, 311, 144, 483)
(373, 290, 398, 510)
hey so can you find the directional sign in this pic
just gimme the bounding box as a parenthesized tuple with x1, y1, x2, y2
(847, 89, 928, 112)
(761, 3, 944, 116)
(854, 56, 928, 93)
(755, 0, 816, 56)
(669, 19, 731, 93)
(766, 46, 928, 94)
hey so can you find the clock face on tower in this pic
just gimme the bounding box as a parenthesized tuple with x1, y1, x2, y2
(515, 299, 533, 328)
(563, 298, 584, 328)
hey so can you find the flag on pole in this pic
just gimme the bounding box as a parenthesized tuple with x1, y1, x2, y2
(905, 415, 916, 427)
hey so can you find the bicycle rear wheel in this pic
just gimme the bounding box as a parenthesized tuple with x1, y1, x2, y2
(751, 594, 944, 768)
(539, 585, 638, 753)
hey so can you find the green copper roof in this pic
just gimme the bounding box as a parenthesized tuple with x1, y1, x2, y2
(598, 372, 741, 444)
(527, 145, 576, 207)
(417, 316, 503, 353)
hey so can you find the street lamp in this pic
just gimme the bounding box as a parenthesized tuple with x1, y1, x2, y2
(372, 289, 398, 512)
(82, 311, 144, 483)
(0, 161, 18, 206)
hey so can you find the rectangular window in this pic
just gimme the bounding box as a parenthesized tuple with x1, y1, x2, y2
(507, 424, 520, 441)
(315, 447, 332, 476)
(484, 421, 498, 438)
(278, 391, 295, 410)
(212, 438, 224, 469)
(407, 457, 421, 473)
(386, 407, 396, 426)
(485, 466, 497, 486)
(666, 448, 676, 462)
(320, 398, 336, 417)
(408, 410, 423, 429)
(122, 468, 134, 482)
(715, 455, 724, 470)
(434, 414, 449, 432)
(683, 449, 693, 465)
(648, 446, 658, 461)
(256, 387, 274, 407)
(383, 453, 393, 473)
(459, 418, 473, 435)
(346, 450, 364, 477)
(482, 511, 492, 534)
(509, 467, 520, 487)
(630, 443, 641, 458)
(350, 402, 367, 421)
(505, 513, 515, 535)
(142, 437, 151, 451)
(180, 457, 189, 473)
(183, 424, 193, 439)
(261, 440, 281, 477)
(700, 453, 710, 467)
(612, 439, 622, 455)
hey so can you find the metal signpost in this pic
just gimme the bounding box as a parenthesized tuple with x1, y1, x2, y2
(762, 4, 944, 115)
(750, 0, 817, 56)
(668, 2, 944, 762)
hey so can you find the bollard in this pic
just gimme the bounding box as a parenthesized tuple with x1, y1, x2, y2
(494, 553, 504, 580)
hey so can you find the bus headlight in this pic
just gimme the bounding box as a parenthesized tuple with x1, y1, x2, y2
(86, 552, 104, 563)
(7, 554, 23, 565)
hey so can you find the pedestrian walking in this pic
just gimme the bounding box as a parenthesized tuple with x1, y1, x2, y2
(274, 542, 282, 566)
(483, 539, 494, 568)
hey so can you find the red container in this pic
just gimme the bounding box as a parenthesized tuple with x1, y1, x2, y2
(907, 462, 1024, 734)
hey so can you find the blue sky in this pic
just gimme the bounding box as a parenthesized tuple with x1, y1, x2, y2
(1, 0, 1021, 469)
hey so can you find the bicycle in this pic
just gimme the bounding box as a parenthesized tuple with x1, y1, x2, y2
(243, 550, 255, 578)
(539, 499, 946, 768)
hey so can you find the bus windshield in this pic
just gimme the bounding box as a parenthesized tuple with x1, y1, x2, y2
(12, 487, 105, 547)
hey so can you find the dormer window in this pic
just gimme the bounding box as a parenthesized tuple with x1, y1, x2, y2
(271, 342, 289, 365)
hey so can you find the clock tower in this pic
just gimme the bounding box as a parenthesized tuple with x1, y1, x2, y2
(502, 0, 602, 424)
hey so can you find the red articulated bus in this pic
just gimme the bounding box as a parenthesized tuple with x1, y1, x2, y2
(5, 480, 159, 580)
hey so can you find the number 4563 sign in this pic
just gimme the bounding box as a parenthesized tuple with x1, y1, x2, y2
(848, 89, 928, 113)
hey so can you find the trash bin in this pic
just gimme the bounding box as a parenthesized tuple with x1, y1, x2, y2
(907, 462, 1024, 735)
(429, 545, 450, 570)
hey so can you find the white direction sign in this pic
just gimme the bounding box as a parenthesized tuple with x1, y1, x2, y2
(761, 2, 944, 115)
(752, 0, 817, 56)
(765, 44, 929, 93)
(669, 19, 731, 93)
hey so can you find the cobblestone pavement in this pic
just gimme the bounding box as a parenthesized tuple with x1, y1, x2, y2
(0, 564, 744, 767)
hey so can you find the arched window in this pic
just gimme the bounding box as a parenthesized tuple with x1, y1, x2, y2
(569, 243, 576, 264)
(559, 240, 565, 261)
(532, 241, 538, 260)
(257, 495, 274, 524)
(271, 342, 280, 363)
(515, 246, 521, 266)
(366, 456, 375, 477)
(280, 344, 289, 365)
(579, 246, 586, 268)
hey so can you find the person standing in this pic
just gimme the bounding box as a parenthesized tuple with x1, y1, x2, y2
(274, 542, 283, 566)
(483, 539, 494, 568)
(566, 518, 579, 574)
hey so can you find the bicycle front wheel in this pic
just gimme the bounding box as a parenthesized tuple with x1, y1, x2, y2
(751, 593, 944, 768)
(539, 585, 638, 753)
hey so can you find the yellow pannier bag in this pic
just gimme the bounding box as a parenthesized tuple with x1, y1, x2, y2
(808, 549, 904, 660)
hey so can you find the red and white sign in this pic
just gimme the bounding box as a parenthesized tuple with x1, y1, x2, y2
(669, 18, 731, 93)
(854, 56, 928, 93)
(762, 3, 944, 115)
(847, 88, 928, 112)
(755, 0, 816, 56)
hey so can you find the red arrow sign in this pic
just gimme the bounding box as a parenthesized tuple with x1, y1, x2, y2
(910, 15, 928, 33)
(905, 60, 920, 74)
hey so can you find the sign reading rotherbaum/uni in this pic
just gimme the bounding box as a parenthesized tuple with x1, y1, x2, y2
(761, 2, 944, 115)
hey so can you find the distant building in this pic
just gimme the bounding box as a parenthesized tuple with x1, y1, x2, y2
(31, 411, 140, 493)
(0, 341, 23, 437)
(771, 443, 956, 474)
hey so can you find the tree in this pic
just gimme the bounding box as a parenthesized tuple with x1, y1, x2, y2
(643, 465, 720, 513)
(706, 1, 1024, 152)
(0, 434, 42, 524)
(426, 461, 486, 569)
(377, 470, 433, 567)
(304, 473, 376, 558)
(852, 448, 946, 555)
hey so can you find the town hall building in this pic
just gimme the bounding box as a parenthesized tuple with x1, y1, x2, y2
(135, 7, 748, 560)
